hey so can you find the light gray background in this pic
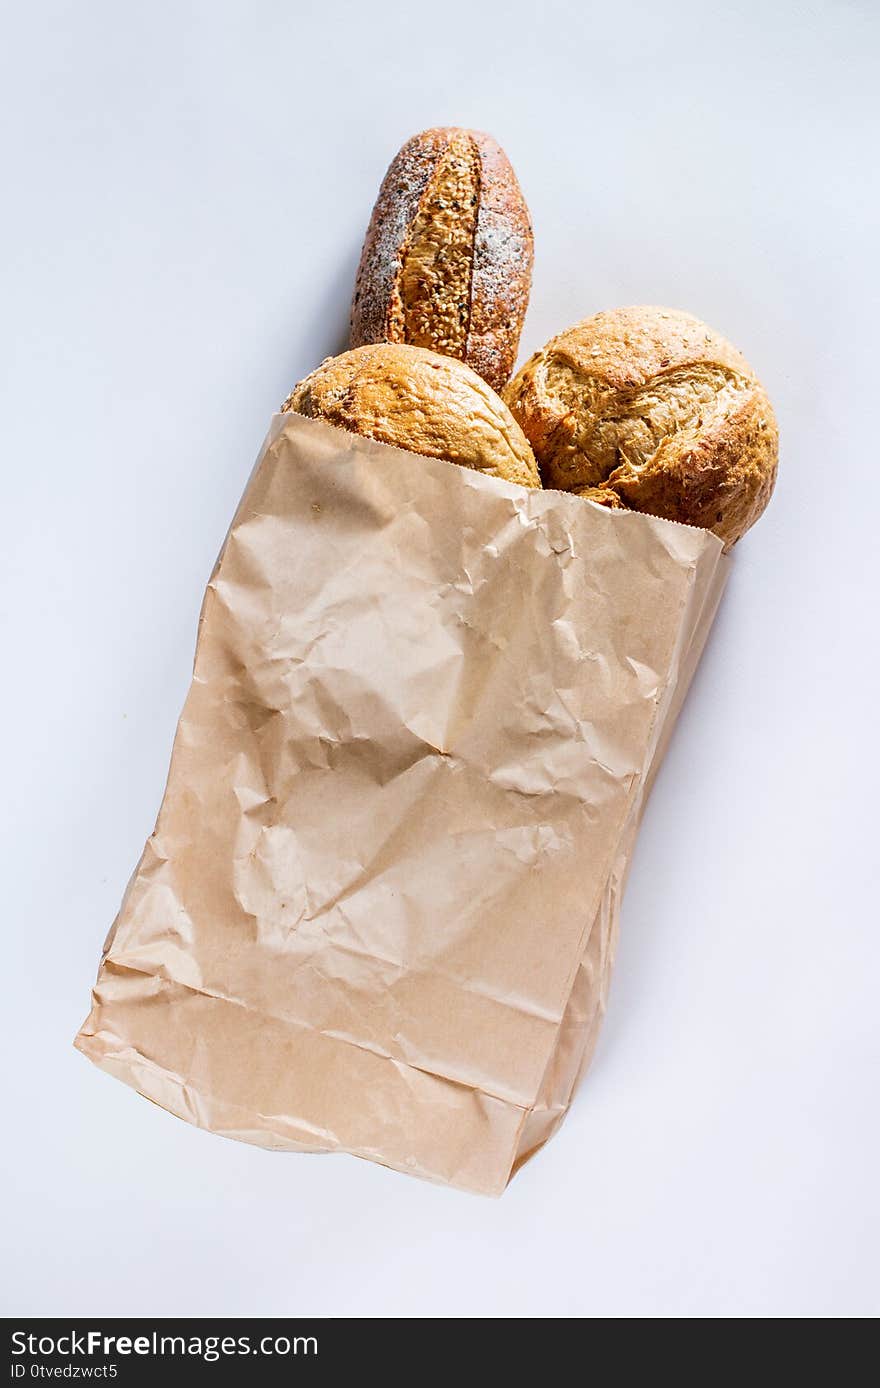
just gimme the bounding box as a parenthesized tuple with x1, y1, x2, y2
(2, 0, 877, 1319)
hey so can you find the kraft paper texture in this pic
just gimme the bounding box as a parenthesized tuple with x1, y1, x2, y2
(75, 412, 728, 1196)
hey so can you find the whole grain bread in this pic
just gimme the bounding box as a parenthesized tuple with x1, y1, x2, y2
(283, 343, 540, 489)
(350, 128, 533, 393)
(503, 306, 778, 547)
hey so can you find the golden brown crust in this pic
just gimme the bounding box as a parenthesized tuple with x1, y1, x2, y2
(503, 306, 778, 547)
(570, 485, 628, 510)
(350, 128, 533, 392)
(465, 131, 534, 390)
(350, 130, 440, 348)
(282, 342, 541, 489)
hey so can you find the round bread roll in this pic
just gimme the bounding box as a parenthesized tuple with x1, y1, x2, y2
(282, 343, 541, 489)
(350, 127, 533, 392)
(503, 306, 778, 546)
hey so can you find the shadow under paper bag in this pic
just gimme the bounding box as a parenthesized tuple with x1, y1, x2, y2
(75, 412, 728, 1196)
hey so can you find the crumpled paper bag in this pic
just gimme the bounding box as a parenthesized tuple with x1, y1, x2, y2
(75, 412, 728, 1195)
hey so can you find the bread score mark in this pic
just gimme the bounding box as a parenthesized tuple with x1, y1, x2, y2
(534, 360, 755, 490)
(389, 132, 480, 361)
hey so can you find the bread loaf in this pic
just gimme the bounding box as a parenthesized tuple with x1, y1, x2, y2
(350, 128, 533, 393)
(503, 306, 778, 547)
(283, 343, 541, 489)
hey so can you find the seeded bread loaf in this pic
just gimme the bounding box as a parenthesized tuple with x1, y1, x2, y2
(283, 343, 541, 489)
(503, 306, 778, 547)
(350, 128, 533, 393)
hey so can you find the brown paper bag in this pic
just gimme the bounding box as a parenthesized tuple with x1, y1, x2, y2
(75, 412, 728, 1196)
